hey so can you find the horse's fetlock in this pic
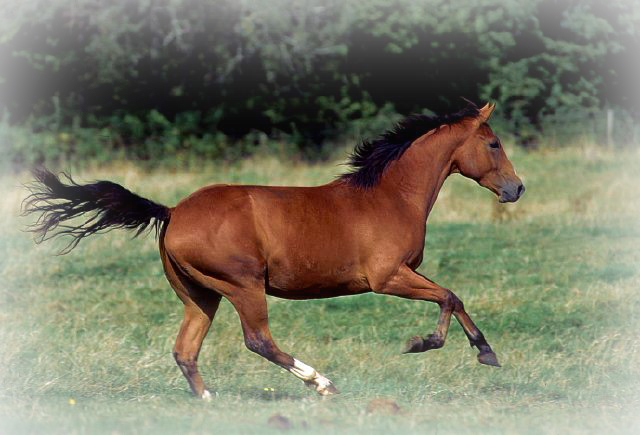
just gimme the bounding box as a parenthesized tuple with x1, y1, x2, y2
(470, 332, 490, 351)
(424, 333, 445, 350)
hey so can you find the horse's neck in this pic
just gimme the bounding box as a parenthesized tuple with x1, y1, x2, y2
(377, 129, 462, 219)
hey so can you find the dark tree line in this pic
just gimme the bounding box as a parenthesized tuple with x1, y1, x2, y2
(1, 0, 638, 155)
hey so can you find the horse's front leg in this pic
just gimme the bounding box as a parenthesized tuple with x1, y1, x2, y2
(374, 265, 500, 367)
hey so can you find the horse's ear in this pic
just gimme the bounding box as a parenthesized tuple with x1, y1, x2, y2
(478, 102, 496, 123)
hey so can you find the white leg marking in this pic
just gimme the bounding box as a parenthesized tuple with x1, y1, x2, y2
(289, 358, 337, 396)
(289, 358, 316, 381)
(201, 390, 212, 401)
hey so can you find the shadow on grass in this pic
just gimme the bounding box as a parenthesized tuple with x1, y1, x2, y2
(229, 387, 307, 401)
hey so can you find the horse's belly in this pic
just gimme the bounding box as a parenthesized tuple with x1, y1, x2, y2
(265, 265, 370, 300)
(266, 284, 369, 300)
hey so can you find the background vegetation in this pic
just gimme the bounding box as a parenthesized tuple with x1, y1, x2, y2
(1, 0, 639, 169)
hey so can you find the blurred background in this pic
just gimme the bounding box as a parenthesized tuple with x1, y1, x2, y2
(1, 0, 639, 169)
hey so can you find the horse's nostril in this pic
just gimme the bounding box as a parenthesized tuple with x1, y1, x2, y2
(517, 184, 525, 196)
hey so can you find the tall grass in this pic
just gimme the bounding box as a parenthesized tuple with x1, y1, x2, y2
(1, 145, 639, 434)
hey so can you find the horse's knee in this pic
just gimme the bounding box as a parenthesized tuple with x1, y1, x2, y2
(446, 291, 464, 312)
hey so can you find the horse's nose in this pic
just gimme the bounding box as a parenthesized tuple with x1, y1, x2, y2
(498, 180, 525, 203)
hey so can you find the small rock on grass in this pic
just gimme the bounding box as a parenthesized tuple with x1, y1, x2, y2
(366, 398, 402, 415)
(267, 414, 292, 430)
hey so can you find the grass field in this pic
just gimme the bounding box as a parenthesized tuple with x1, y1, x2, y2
(1, 145, 639, 434)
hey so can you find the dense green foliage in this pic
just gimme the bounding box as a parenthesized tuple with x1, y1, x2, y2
(1, 0, 639, 166)
(1, 148, 639, 433)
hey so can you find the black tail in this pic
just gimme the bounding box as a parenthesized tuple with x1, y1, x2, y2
(22, 168, 171, 254)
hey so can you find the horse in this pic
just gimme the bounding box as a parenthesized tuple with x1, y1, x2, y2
(23, 102, 524, 399)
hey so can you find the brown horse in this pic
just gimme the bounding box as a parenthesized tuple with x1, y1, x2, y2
(24, 102, 524, 399)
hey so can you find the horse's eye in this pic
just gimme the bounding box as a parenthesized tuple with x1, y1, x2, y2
(489, 141, 500, 149)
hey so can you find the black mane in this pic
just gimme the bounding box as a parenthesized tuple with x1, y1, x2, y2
(340, 104, 480, 188)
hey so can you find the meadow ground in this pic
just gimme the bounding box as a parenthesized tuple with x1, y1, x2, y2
(1, 145, 639, 434)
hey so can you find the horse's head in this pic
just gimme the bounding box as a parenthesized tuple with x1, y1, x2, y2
(451, 103, 525, 203)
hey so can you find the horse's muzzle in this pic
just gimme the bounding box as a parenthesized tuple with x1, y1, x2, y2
(499, 182, 525, 203)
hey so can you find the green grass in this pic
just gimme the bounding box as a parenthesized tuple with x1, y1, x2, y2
(1, 146, 639, 433)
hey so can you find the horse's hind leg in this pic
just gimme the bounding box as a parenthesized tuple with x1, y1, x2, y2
(161, 252, 222, 399)
(228, 288, 339, 396)
(173, 296, 221, 400)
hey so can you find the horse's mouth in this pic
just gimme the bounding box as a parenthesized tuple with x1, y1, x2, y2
(498, 195, 517, 203)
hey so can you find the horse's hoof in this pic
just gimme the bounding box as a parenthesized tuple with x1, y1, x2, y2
(477, 351, 501, 367)
(403, 336, 424, 353)
(305, 376, 340, 396)
(318, 383, 340, 396)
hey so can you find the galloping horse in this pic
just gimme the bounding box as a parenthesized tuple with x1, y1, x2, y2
(24, 102, 524, 399)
